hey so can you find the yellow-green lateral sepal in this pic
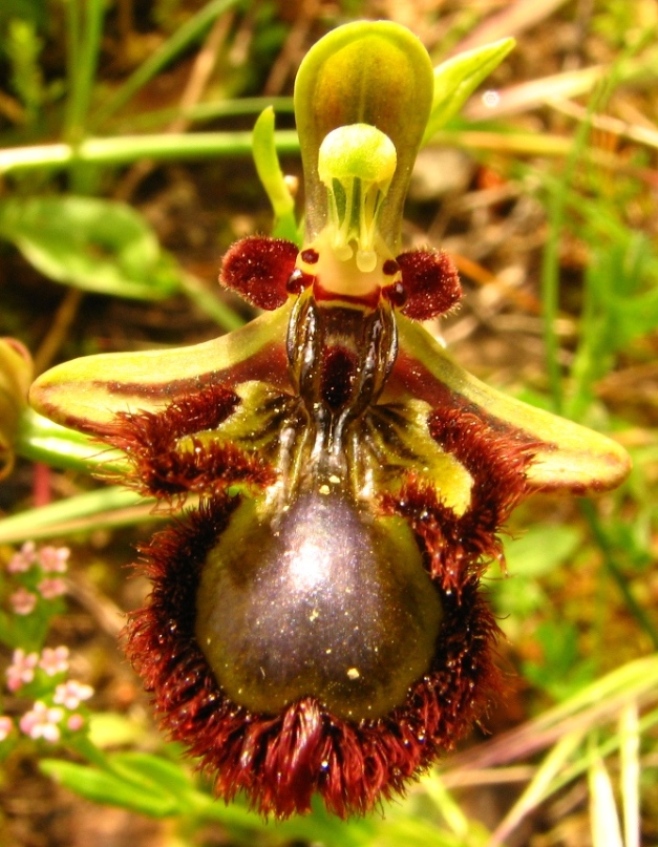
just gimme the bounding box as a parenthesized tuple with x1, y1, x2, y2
(388, 317, 631, 494)
(294, 21, 434, 248)
(29, 304, 294, 436)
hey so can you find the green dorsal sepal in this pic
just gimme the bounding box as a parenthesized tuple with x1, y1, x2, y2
(294, 21, 434, 249)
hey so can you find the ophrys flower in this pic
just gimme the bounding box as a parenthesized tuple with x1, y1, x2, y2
(29, 21, 630, 818)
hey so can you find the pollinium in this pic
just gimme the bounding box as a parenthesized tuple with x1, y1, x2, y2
(30, 22, 630, 818)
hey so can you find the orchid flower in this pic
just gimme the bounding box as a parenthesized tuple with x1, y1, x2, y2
(29, 21, 630, 818)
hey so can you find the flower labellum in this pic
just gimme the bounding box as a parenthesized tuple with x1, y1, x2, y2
(29, 21, 630, 818)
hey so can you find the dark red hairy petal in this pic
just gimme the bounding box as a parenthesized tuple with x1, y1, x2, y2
(220, 235, 299, 310)
(428, 400, 540, 533)
(380, 398, 540, 596)
(396, 249, 462, 321)
(96, 384, 275, 501)
(125, 494, 501, 819)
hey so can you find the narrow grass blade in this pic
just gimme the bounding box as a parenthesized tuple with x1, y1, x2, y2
(620, 703, 640, 847)
(589, 753, 623, 847)
(490, 729, 584, 845)
(0, 487, 157, 545)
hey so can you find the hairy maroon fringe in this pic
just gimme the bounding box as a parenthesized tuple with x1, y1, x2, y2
(99, 384, 240, 446)
(94, 384, 275, 499)
(389, 402, 543, 590)
(125, 494, 500, 819)
(429, 403, 540, 485)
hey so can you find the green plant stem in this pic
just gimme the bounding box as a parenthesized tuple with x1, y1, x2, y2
(2, 128, 636, 180)
(490, 729, 585, 846)
(579, 499, 658, 650)
(539, 75, 611, 415)
(64, 0, 80, 112)
(620, 703, 640, 847)
(16, 408, 123, 474)
(0, 131, 301, 175)
(492, 705, 658, 847)
(0, 486, 158, 545)
(90, 0, 241, 131)
(64, 0, 106, 143)
(540, 171, 573, 415)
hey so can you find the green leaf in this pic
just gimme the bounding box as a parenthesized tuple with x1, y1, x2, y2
(375, 816, 487, 847)
(494, 526, 584, 622)
(0, 196, 181, 300)
(523, 620, 597, 699)
(90, 0, 242, 130)
(110, 751, 194, 795)
(294, 21, 434, 248)
(505, 525, 583, 577)
(422, 37, 516, 143)
(39, 759, 182, 817)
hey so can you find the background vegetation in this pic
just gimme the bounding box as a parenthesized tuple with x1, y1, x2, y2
(0, 1, 657, 845)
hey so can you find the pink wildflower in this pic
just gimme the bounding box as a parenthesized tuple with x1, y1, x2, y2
(9, 587, 37, 615)
(66, 713, 85, 732)
(0, 716, 14, 741)
(6, 649, 39, 692)
(38, 546, 69, 574)
(39, 646, 69, 676)
(38, 577, 67, 600)
(53, 680, 94, 710)
(19, 701, 64, 742)
(7, 541, 36, 573)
